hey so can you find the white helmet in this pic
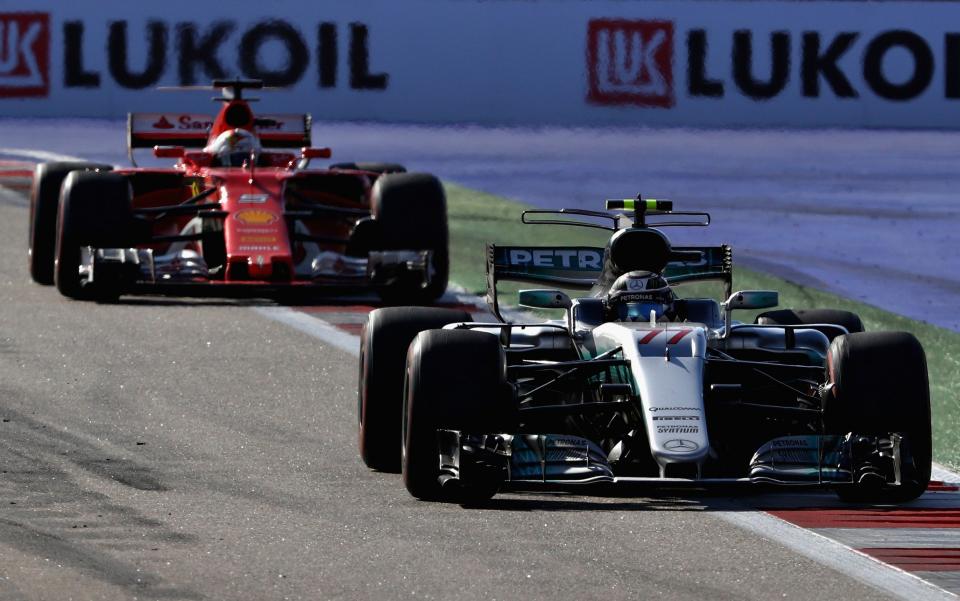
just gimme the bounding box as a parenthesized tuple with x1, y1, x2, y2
(607, 270, 674, 321)
(207, 128, 260, 167)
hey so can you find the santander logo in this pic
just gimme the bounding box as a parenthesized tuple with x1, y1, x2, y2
(152, 116, 175, 129)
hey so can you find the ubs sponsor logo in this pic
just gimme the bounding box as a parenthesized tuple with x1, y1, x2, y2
(0, 13, 50, 98)
(234, 209, 278, 225)
(587, 19, 674, 107)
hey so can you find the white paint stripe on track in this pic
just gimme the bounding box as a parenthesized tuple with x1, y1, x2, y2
(814, 528, 960, 549)
(251, 306, 360, 356)
(0, 147, 86, 163)
(255, 303, 959, 600)
(719, 510, 958, 600)
(933, 463, 960, 483)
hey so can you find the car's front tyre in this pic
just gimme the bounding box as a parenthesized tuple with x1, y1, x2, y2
(54, 172, 133, 300)
(824, 331, 931, 502)
(29, 162, 112, 285)
(402, 329, 513, 502)
(358, 307, 472, 473)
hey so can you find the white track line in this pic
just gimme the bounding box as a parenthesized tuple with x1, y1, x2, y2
(253, 305, 960, 601)
(719, 510, 958, 601)
(9, 144, 959, 598)
(251, 306, 360, 356)
(0, 147, 86, 163)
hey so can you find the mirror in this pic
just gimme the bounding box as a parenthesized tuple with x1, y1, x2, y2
(153, 145, 185, 158)
(519, 289, 572, 309)
(723, 290, 779, 310)
(301, 147, 332, 159)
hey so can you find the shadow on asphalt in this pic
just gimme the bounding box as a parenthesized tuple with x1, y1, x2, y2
(455, 483, 920, 513)
(105, 291, 386, 308)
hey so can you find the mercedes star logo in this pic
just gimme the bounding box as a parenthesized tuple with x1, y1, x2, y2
(664, 439, 699, 452)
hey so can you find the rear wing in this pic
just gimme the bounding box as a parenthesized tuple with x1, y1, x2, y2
(127, 112, 312, 160)
(485, 243, 732, 322)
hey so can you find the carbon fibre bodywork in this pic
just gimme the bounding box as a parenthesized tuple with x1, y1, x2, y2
(386, 200, 929, 501)
(33, 80, 445, 301)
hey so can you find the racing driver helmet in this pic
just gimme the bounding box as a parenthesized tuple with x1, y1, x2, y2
(607, 270, 674, 322)
(207, 128, 261, 167)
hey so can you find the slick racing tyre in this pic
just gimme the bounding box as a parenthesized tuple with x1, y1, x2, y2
(371, 173, 449, 304)
(330, 162, 406, 174)
(29, 162, 112, 285)
(824, 332, 931, 503)
(402, 329, 514, 503)
(54, 172, 133, 300)
(358, 307, 472, 473)
(756, 308, 864, 341)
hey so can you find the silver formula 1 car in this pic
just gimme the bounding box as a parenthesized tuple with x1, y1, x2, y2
(358, 198, 931, 504)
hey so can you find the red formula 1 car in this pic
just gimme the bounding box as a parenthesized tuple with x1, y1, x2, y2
(27, 80, 448, 303)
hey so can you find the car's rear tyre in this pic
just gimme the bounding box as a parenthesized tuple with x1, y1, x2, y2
(402, 329, 513, 502)
(54, 172, 133, 300)
(824, 332, 931, 503)
(358, 307, 473, 473)
(371, 173, 449, 304)
(330, 162, 406, 174)
(29, 162, 112, 285)
(756, 308, 864, 341)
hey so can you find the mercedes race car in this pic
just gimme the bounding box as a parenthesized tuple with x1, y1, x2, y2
(358, 198, 932, 504)
(28, 80, 447, 302)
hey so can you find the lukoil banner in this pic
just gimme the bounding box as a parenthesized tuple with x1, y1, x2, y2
(2, 1, 960, 128)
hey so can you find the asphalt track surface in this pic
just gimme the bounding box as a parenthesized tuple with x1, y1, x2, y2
(0, 123, 959, 600)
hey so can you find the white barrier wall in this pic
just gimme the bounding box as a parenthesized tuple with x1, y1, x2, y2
(2, 0, 960, 128)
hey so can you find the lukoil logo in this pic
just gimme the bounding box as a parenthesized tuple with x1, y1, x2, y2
(587, 19, 674, 107)
(0, 12, 49, 97)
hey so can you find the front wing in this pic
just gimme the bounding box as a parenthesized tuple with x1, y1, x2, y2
(437, 430, 912, 490)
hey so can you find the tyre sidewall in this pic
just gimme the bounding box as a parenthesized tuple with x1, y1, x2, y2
(359, 307, 472, 473)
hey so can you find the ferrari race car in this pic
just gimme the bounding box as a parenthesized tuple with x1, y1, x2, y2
(28, 80, 447, 302)
(358, 198, 932, 503)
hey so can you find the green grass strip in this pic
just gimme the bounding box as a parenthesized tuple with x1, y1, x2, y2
(445, 182, 960, 470)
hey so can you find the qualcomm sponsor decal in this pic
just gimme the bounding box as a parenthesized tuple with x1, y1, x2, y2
(587, 19, 960, 106)
(0, 14, 388, 98)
